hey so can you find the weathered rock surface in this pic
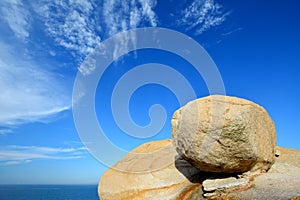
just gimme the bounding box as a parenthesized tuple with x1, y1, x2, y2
(172, 95, 276, 173)
(98, 140, 203, 200)
(99, 96, 299, 199)
(224, 146, 300, 200)
(98, 140, 300, 199)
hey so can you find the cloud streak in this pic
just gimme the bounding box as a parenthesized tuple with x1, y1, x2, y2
(102, 0, 158, 60)
(0, 0, 30, 41)
(103, 0, 157, 36)
(0, 145, 87, 166)
(0, 0, 73, 130)
(179, 0, 229, 35)
(0, 41, 70, 127)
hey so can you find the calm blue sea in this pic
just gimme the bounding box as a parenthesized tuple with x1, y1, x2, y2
(0, 185, 99, 200)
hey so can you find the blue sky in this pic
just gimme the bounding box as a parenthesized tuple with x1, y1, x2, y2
(0, 0, 299, 184)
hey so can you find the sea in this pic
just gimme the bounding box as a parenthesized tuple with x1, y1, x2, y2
(0, 185, 99, 200)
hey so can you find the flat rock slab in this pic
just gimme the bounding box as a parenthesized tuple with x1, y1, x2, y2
(231, 173, 300, 200)
(203, 177, 249, 192)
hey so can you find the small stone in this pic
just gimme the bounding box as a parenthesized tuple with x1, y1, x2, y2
(203, 191, 218, 198)
(202, 177, 249, 192)
(275, 149, 281, 157)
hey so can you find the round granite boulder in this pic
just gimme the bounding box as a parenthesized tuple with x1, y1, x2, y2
(172, 95, 276, 173)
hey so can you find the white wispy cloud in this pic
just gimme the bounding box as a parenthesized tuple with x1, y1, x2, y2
(1, 160, 31, 166)
(1, 0, 228, 62)
(102, 0, 158, 60)
(179, 0, 229, 35)
(0, 129, 13, 135)
(0, 0, 72, 129)
(32, 0, 101, 60)
(138, 0, 157, 26)
(79, 0, 159, 73)
(221, 27, 243, 36)
(0, 0, 230, 130)
(0, 0, 30, 40)
(0, 145, 87, 166)
(103, 0, 157, 35)
(0, 41, 70, 127)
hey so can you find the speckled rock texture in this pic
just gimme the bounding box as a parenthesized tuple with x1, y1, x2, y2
(220, 146, 300, 200)
(172, 95, 276, 173)
(98, 140, 203, 200)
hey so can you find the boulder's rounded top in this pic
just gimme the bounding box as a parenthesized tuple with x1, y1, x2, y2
(130, 139, 172, 153)
(186, 95, 268, 111)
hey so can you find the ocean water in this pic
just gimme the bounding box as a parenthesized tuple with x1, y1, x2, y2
(0, 185, 99, 200)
